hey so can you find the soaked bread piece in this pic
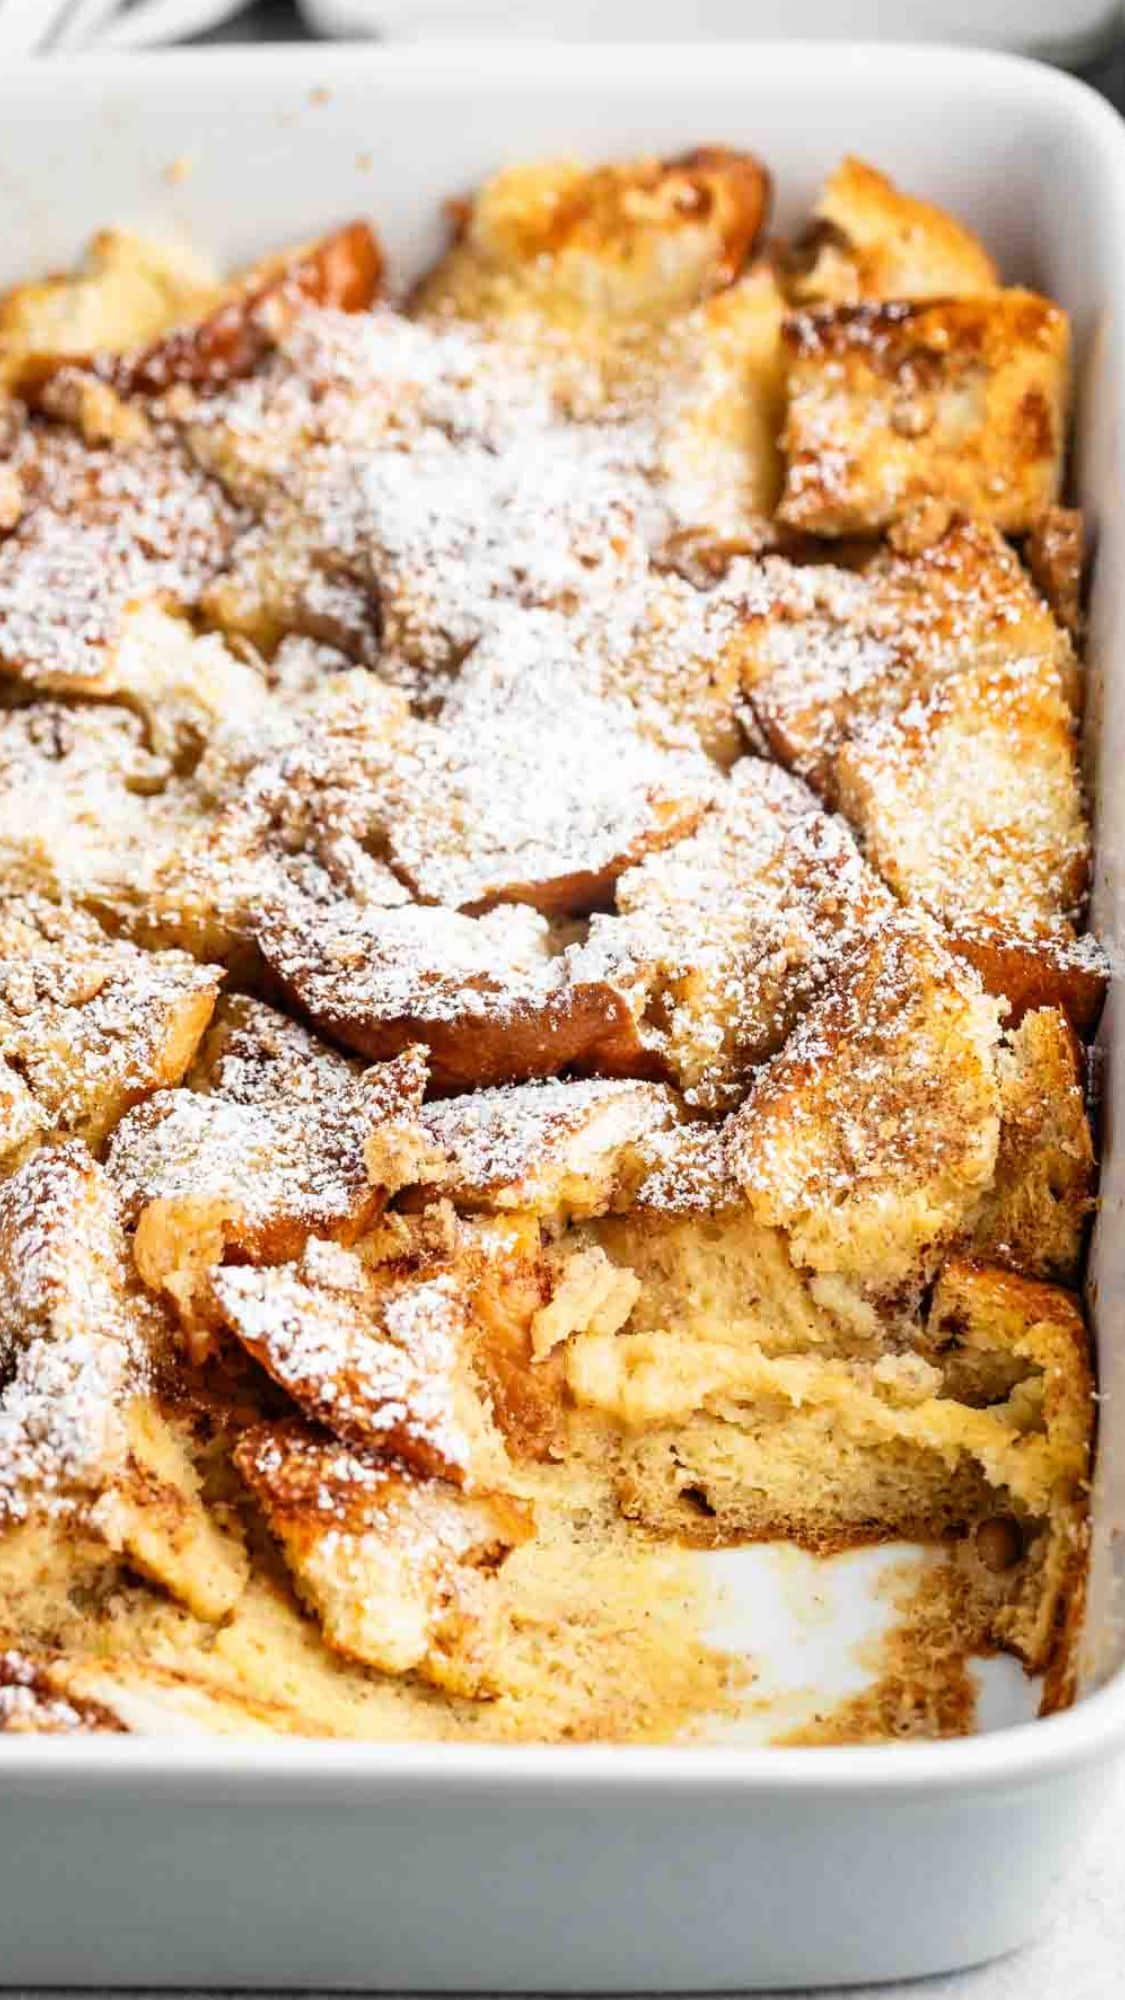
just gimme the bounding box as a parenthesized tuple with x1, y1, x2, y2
(421, 1075, 679, 1222)
(373, 613, 715, 914)
(413, 149, 769, 336)
(0, 1147, 247, 1620)
(971, 1008, 1094, 1282)
(9, 224, 381, 399)
(260, 893, 641, 1094)
(725, 913, 1003, 1293)
(107, 998, 432, 1341)
(0, 418, 243, 693)
(233, 1422, 532, 1695)
(790, 156, 999, 306)
(213, 1239, 500, 1485)
(0, 231, 221, 386)
(571, 759, 894, 1109)
(779, 290, 1069, 536)
(0, 896, 217, 1170)
(738, 514, 1101, 1027)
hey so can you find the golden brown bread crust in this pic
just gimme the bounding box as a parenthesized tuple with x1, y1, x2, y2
(233, 1420, 532, 1695)
(779, 291, 1069, 536)
(413, 149, 769, 333)
(790, 156, 999, 305)
(15, 223, 382, 399)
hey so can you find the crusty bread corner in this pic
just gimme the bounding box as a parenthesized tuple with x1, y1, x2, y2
(411, 149, 769, 336)
(778, 289, 1070, 537)
(790, 155, 999, 306)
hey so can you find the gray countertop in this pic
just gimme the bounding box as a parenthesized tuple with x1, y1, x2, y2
(14, 8, 1125, 1995)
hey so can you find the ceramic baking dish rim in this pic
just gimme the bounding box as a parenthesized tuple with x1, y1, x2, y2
(2, 39, 1124, 1794)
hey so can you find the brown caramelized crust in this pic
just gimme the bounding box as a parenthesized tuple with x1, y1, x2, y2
(15, 224, 382, 399)
(788, 156, 999, 306)
(0, 896, 218, 1169)
(778, 291, 1069, 536)
(233, 1421, 532, 1694)
(107, 998, 432, 1340)
(413, 149, 769, 335)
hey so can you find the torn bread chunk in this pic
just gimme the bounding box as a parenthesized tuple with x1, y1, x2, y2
(725, 913, 1003, 1294)
(0, 421, 243, 692)
(570, 758, 894, 1109)
(0, 1146, 246, 1620)
(789, 156, 999, 306)
(413, 149, 769, 338)
(233, 1422, 532, 1695)
(833, 654, 1089, 945)
(641, 259, 788, 541)
(421, 1076, 680, 1221)
(0, 700, 183, 918)
(0, 1650, 127, 1734)
(736, 514, 1101, 1027)
(741, 515, 1079, 800)
(970, 1008, 1094, 1282)
(1026, 504, 1084, 638)
(107, 222, 383, 397)
(259, 894, 640, 1094)
(778, 290, 1069, 536)
(578, 1257, 1091, 1677)
(591, 1119, 876, 1357)
(27, 599, 280, 770)
(0, 231, 221, 385)
(349, 428, 652, 684)
(376, 614, 716, 914)
(0, 896, 218, 1169)
(213, 1240, 500, 1484)
(14, 224, 382, 401)
(600, 561, 769, 768)
(107, 999, 431, 1342)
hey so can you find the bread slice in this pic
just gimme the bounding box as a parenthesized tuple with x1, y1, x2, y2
(833, 654, 1088, 946)
(376, 614, 715, 914)
(11, 224, 381, 400)
(0, 230, 221, 386)
(571, 757, 894, 1109)
(790, 156, 999, 306)
(738, 514, 1102, 1027)
(643, 259, 787, 541)
(971, 1008, 1094, 1282)
(107, 998, 432, 1345)
(779, 290, 1069, 536)
(233, 1421, 532, 1696)
(0, 895, 217, 1170)
(421, 1075, 679, 1222)
(260, 891, 641, 1094)
(412, 149, 769, 338)
(213, 1239, 500, 1485)
(0, 419, 241, 692)
(725, 912, 1003, 1292)
(0, 1146, 247, 1621)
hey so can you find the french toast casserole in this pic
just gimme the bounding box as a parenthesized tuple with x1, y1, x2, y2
(0, 147, 1104, 1745)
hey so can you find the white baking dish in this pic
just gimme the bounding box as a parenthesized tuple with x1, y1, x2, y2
(2, 39, 1125, 1990)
